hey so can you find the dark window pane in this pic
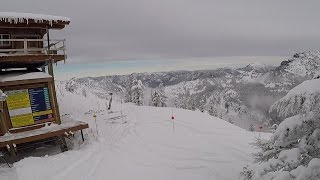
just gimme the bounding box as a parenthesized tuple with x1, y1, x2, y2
(0, 34, 10, 46)
(3, 35, 10, 39)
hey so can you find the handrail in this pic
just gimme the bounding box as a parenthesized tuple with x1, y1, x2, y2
(0, 39, 67, 58)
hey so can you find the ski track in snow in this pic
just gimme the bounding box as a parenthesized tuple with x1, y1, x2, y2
(0, 93, 271, 180)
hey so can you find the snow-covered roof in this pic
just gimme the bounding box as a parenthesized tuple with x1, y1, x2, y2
(0, 12, 70, 27)
(0, 72, 52, 82)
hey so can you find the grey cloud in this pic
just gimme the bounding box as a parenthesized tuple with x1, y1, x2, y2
(1, 0, 320, 63)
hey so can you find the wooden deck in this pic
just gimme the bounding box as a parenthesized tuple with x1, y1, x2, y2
(0, 54, 65, 68)
(0, 38, 67, 68)
(0, 120, 88, 148)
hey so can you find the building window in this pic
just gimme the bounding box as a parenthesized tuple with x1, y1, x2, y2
(0, 34, 11, 46)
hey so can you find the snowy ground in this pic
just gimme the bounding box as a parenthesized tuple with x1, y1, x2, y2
(0, 92, 270, 180)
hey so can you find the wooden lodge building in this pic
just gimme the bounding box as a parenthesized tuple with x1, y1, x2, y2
(0, 12, 88, 160)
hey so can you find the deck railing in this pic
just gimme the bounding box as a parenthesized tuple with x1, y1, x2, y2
(0, 39, 67, 57)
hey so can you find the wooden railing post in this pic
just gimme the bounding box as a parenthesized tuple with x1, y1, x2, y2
(47, 60, 61, 124)
(23, 39, 28, 54)
(0, 38, 67, 55)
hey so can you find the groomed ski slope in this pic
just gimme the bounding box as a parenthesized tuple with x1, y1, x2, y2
(1, 92, 270, 180)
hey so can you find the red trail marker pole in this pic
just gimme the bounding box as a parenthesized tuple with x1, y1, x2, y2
(258, 124, 263, 138)
(171, 109, 175, 132)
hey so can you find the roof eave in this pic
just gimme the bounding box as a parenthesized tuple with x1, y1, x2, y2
(0, 20, 70, 29)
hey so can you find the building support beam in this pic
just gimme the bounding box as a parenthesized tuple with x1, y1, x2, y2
(46, 27, 61, 125)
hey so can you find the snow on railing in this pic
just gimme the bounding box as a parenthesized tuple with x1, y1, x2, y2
(0, 39, 67, 57)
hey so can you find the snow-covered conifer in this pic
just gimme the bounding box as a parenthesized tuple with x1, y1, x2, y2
(249, 124, 255, 132)
(241, 111, 320, 180)
(82, 88, 87, 97)
(130, 79, 144, 106)
(150, 83, 167, 107)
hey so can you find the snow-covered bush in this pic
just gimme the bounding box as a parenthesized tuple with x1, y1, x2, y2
(242, 76, 320, 180)
(241, 109, 320, 180)
(65, 78, 78, 93)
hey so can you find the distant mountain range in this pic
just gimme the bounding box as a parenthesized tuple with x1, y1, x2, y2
(60, 51, 320, 130)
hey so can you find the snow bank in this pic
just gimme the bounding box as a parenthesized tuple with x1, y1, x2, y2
(0, 12, 70, 25)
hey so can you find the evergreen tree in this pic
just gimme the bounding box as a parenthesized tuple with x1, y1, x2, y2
(150, 83, 167, 107)
(82, 88, 87, 97)
(249, 124, 255, 132)
(65, 78, 77, 93)
(130, 79, 144, 106)
(124, 86, 131, 103)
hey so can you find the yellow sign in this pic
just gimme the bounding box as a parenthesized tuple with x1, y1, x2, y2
(33, 110, 53, 117)
(10, 113, 34, 128)
(6, 89, 31, 110)
(6, 89, 35, 128)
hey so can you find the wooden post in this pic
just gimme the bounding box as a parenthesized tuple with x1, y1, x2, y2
(57, 136, 68, 152)
(23, 39, 28, 54)
(0, 100, 10, 136)
(63, 39, 66, 63)
(41, 66, 46, 73)
(47, 28, 67, 151)
(48, 61, 61, 124)
(8, 145, 17, 162)
(46, 27, 50, 53)
(80, 130, 84, 142)
(46, 27, 61, 125)
(0, 101, 8, 135)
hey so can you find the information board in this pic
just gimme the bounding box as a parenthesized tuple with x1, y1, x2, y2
(5, 86, 53, 128)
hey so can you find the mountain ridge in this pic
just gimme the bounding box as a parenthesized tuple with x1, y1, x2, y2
(60, 51, 320, 130)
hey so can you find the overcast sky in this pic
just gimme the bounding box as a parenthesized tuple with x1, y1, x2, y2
(1, 0, 320, 63)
